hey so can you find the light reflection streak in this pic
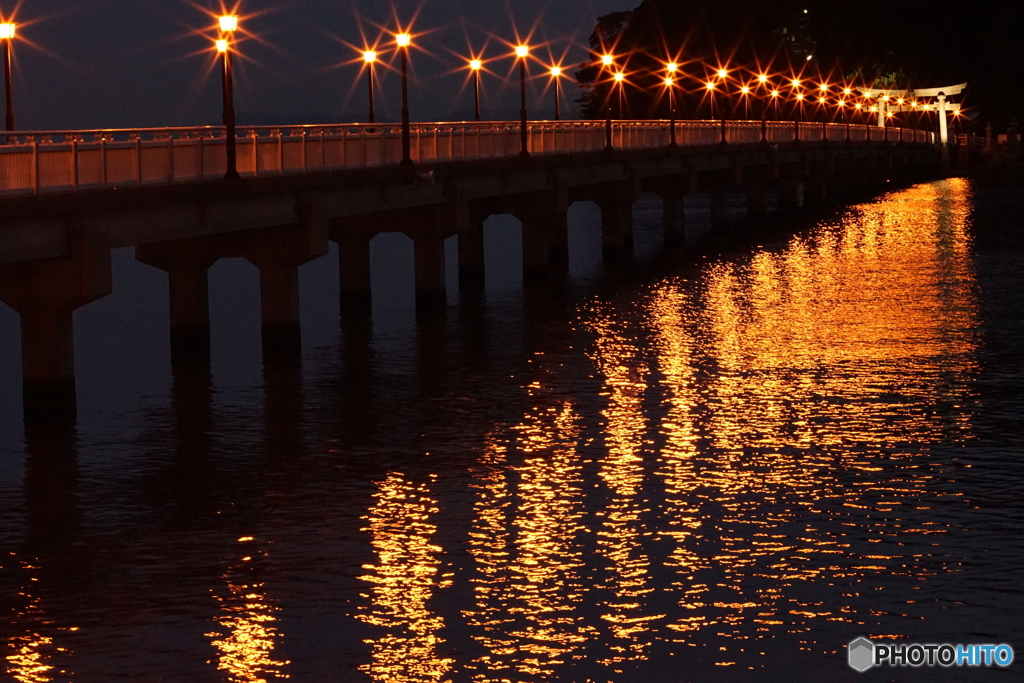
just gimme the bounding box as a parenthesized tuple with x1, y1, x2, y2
(356, 472, 453, 682)
(586, 307, 665, 670)
(464, 397, 593, 680)
(4, 559, 73, 683)
(643, 179, 979, 651)
(206, 540, 290, 682)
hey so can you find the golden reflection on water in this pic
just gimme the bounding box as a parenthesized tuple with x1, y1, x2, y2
(585, 310, 665, 670)
(642, 179, 978, 652)
(206, 539, 290, 682)
(4, 560, 74, 683)
(356, 472, 453, 682)
(464, 397, 593, 680)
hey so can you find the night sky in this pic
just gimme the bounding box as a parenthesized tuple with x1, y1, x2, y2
(3, 1, 635, 130)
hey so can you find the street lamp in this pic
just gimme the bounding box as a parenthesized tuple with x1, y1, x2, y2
(664, 75, 677, 147)
(740, 85, 750, 119)
(613, 71, 626, 118)
(705, 80, 717, 119)
(515, 44, 530, 157)
(217, 16, 239, 180)
(549, 66, 562, 121)
(363, 50, 377, 123)
(396, 32, 412, 165)
(469, 58, 482, 121)
(1, 22, 15, 131)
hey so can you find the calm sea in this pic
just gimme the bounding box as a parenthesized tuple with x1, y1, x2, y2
(1, 177, 1021, 681)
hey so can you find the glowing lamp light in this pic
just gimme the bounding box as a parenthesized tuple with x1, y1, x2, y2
(469, 59, 482, 71)
(215, 39, 229, 53)
(363, 50, 377, 64)
(843, 88, 852, 96)
(666, 62, 678, 73)
(838, 100, 846, 107)
(741, 86, 750, 94)
(870, 106, 878, 112)
(601, 54, 614, 66)
(855, 103, 863, 110)
(770, 89, 780, 97)
(218, 15, 238, 32)
(716, 68, 728, 79)
(664, 77, 674, 87)
(758, 74, 768, 83)
(791, 78, 801, 87)
(515, 45, 529, 58)
(819, 83, 828, 91)
(796, 93, 805, 100)
(880, 94, 889, 102)
(911, 101, 918, 108)
(818, 96, 826, 104)
(886, 111, 894, 118)
(396, 33, 412, 47)
(550, 66, 562, 77)
(614, 72, 625, 82)
(705, 81, 716, 91)
(0, 23, 15, 39)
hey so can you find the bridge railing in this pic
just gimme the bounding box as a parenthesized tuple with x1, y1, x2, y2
(0, 120, 936, 195)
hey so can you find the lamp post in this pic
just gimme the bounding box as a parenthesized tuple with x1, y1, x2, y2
(666, 62, 678, 147)
(599, 54, 614, 149)
(396, 32, 412, 165)
(549, 66, 562, 120)
(2, 21, 16, 132)
(740, 85, 750, 120)
(515, 44, 530, 157)
(363, 50, 377, 123)
(705, 81, 716, 119)
(613, 71, 625, 119)
(469, 59, 482, 121)
(217, 15, 239, 180)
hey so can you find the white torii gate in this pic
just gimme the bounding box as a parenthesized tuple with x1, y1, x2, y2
(863, 83, 966, 145)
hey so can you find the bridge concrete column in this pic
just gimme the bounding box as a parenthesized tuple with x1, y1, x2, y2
(413, 232, 447, 312)
(0, 227, 112, 424)
(333, 230, 373, 317)
(595, 182, 637, 261)
(709, 188, 730, 228)
(136, 240, 218, 365)
(777, 180, 802, 212)
(509, 189, 569, 283)
(241, 205, 329, 358)
(458, 215, 486, 291)
(745, 183, 768, 219)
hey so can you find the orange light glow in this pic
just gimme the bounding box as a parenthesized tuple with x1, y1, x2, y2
(469, 59, 482, 71)
(796, 93, 805, 101)
(664, 77, 675, 87)
(897, 98, 905, 105)
(614, 72, 625, 82)
(218, 15, 238, 33)
(550, 66, 562, 77)
(0, 23, 15, 40)
(363, 50, 377, 64)
(818, 96, 826, 104)
(215, 39, 229, 53)
(395, 33, 411, 48)
(819, 83, 828, 91)
(843, 88, 852, 96)
(716, 68, 728, 79)
(705, 81, 716, 91)
(791, 78, 801, 87)
(771, 89, 780, 97)
(515, 45, 529, 58)
(741, 86, 750, 94)
(666, 62, 678, 73)
(758, 74, 769, 83)
(601, 54, 614, 66)
(838, 99, 846, 107)
(855, 103, 863, 110)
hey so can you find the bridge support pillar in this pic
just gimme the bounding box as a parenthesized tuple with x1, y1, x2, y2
(660, 192, 686, 248)
(0, 227, 112, 425)
(458, 216, 486, 291)
(136, 240, 217, 365)
(804, 178, 827, 207)
(509, 189, 569, 283)
(597, 186, 635, 261)
(334, 231, 373, 317)
(710, 189, 730, 228)
(745, 183, 768, 219)
(413, 232, 447, 313)
(242, 207, 329, 359)
(778, 180, 802, 212)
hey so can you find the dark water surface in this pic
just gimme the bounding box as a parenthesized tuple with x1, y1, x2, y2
(1, 178, 1022, 682)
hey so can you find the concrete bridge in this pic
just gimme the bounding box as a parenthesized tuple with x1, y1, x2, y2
(0, 118, 941, 424)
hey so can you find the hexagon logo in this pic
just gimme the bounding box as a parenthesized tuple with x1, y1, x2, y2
(848, 637, 875, 672)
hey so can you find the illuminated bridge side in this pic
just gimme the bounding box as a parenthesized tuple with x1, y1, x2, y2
(0, 119, 942, 426)
(0, 119, 932, 195)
